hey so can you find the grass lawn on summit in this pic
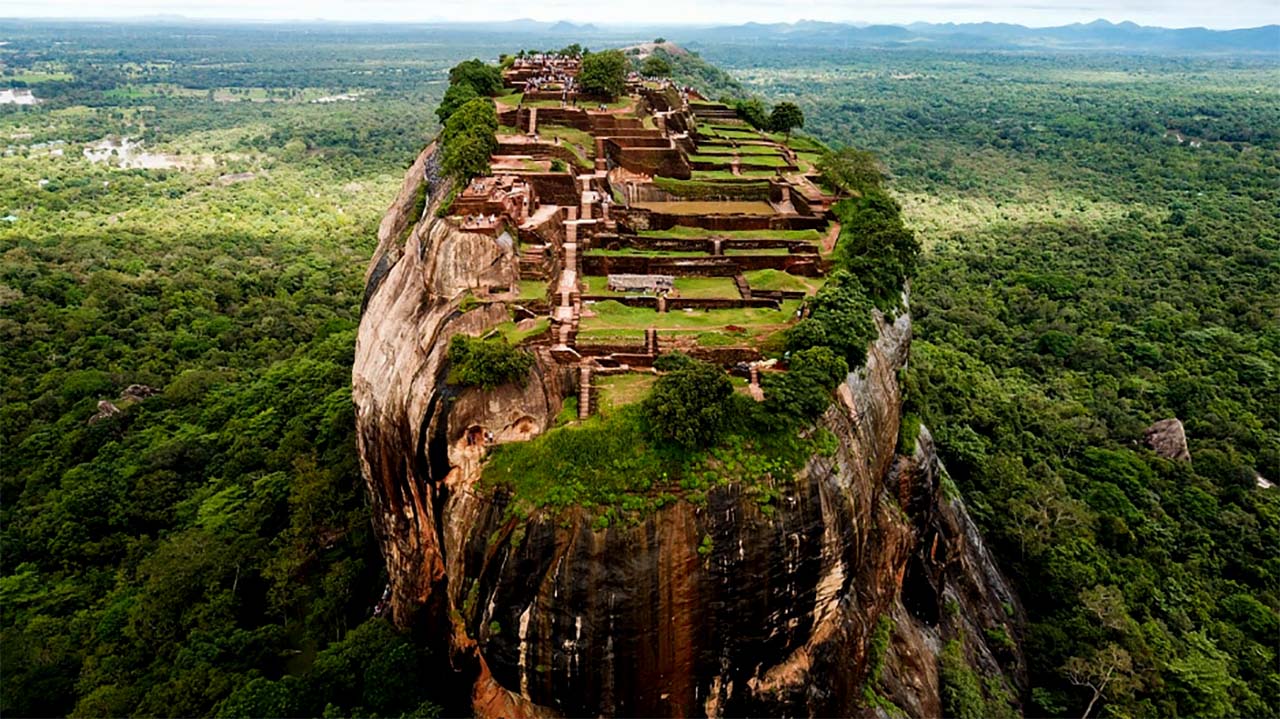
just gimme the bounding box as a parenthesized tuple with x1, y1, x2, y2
(578, 299, 801, 333)
(596, 373, 657, 411)
(743, 269, 823, 294)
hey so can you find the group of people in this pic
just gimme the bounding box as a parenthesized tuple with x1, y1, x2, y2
(462, 213, 498, 228)
(524, 72, 576, 94)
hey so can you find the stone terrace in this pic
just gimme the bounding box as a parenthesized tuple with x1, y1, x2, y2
(447, 52, 843, 417)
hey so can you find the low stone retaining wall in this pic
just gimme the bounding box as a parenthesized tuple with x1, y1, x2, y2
(582, 253, 826, 277)
(576, 342, 648, 356)
(606, 135, 672, 148)
(580, 295, 781, 310)
(642, 212, 828, 233)
(750, 289, 808, 301)
(604, 142, 690, 179)
(667, 297, 780, 310)
(685, 346, 762, 365)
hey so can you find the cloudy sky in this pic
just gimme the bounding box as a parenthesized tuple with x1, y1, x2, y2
(2, 0, 1277, 29)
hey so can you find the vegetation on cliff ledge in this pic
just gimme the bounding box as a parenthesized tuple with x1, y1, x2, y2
(446, 334, 534, 391)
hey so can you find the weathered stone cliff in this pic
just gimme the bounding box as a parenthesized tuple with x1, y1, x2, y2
(353, 147, 1026, 717)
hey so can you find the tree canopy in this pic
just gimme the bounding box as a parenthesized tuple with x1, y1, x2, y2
(641, 55, 672, 78)
(769, 102, 805, 137)
(642, 358, 735, 449)
(818, 146, 885, 196)
(440, 98, 498, 181)
(447, 59, 503, 97)
(579, 50, 628, 99)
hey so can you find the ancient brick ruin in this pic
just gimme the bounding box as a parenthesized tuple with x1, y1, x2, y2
(443, 51, 842, 415)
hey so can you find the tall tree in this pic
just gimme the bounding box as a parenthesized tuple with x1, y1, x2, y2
(769, 102, 804, 138)
(579, 50, 628, 100)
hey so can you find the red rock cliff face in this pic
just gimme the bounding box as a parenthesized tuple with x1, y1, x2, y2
(353, 148, 1026, 717)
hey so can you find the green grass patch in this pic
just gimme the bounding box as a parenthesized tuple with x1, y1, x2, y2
(482, 407, 688, 509)
(766, 133, 826, 152)
(743, 269, 821, 293)
(7, 71, 74, 83)
(481, 403, 830, 514)
(580, 299, 800, 332)
(734, 144, 782, 154)
(517, 279, 549, 301)
(673, 276, 741, 298)
(538, 124, 597, 158)
(640, 227, 824, 242)
(688, 153, 738, 164)
(652, 176, 771, 200)
(738, 154, 790, 167)
(716, 129, 763, 140)
(596, 373, 656, 410)
(696, 330, 750, 347)
(486, 318, 550, 345)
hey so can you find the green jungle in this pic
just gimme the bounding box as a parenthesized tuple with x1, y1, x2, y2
(2, 21, 1276, 719)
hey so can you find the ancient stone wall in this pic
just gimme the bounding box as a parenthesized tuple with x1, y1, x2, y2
(583, 253, 824, 277)
(603, 141, 691, 179)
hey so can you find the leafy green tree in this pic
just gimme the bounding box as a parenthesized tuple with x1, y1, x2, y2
(786, 270, 877, 368)
(436, 81, 479, 125)
(642, 359, 734, 449)
(769, 102, 804, 137)
(761, 346, 848, 426)
(579, 50, 628, 99)
(441, 97, 497, 147)
(440, 98, 498, 181)
(832, 190, 919, 307)
(442, 134, 494, 183)
(653, 350, 696, 372)
(447, 59, 502, 96)
(641, 55, 672, 77)
(817, 147, 885, 195)
(734, 97, 770, 130)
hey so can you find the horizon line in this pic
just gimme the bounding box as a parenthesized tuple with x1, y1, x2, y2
(2, 15, 1278, 32)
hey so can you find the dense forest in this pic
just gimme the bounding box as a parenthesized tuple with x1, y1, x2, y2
(2, 22, 1277, 719)
(703, 44, 1280, 717)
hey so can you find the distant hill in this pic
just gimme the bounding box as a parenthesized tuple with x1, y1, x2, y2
(437, 18, 1278, 55)
(668, 19, 1280, 54)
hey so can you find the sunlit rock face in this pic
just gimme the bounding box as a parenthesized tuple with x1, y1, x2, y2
(353, 148, 1027, 718)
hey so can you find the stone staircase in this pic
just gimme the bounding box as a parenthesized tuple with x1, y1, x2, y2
(578, 365, 594, 419)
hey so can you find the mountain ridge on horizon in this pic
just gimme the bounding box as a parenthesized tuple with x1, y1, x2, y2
(4, 15, 1276, 53)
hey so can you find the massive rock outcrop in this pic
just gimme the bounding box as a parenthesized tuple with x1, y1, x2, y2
(353, 146, 1026, 717)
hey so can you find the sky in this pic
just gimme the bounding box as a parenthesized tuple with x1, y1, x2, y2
(2, 0, 1278, 29)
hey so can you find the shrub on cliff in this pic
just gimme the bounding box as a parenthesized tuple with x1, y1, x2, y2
(642, 358, 734, 449)
(440, 98, 498, 182)
(447, 58, 503, 96)
(785, 270, 877, 368)
(759, 346, 848, 427)
(447, 334, 534, 390)
(832, 189, 919, 308)
(436, 82, 479, 125)
(579, 50, 628, 99)
(817, 147, 885, 196)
